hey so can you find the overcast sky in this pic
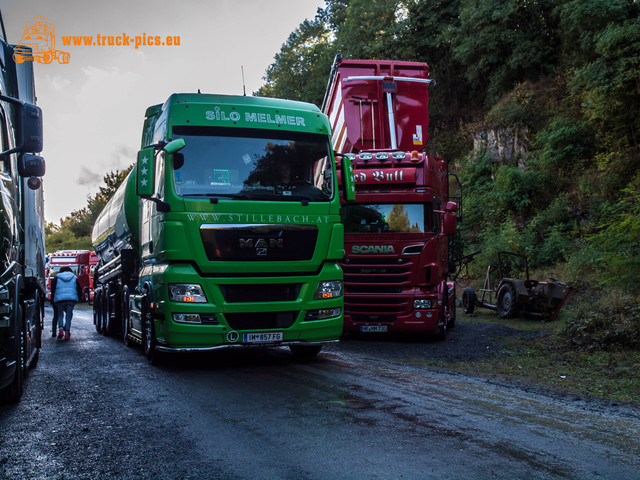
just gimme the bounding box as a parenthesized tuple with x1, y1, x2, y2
(0, 0, 324, 223)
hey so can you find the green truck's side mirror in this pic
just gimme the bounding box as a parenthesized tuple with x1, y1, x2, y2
(136, 147, 155, 196)
(164, 138, 185, 154)
(341, 155, 355, 202)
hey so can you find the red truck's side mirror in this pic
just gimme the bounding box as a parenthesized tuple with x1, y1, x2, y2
(443, 212, 456, 236)
(442, 201, 458, 236)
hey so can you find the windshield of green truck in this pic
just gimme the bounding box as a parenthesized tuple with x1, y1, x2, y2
(171, 126, 333, 202)
(341, 204, 431, 233)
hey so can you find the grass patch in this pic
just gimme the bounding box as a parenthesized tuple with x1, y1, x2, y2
(432, 321, 640, 402)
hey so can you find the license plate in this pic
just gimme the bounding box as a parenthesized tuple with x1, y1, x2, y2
(360, 325, 388, 333)
(243, 332, 283, 344)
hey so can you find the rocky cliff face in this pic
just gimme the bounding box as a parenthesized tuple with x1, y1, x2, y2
(473, 128, 529, 168)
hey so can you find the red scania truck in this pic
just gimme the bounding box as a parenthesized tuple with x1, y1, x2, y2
(46, 250, 97, 302)
(322, 55, 459, 339)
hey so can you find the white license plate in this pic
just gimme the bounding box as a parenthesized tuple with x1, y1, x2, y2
(243, 332, 283, 344)
(360, 325, 388, 333)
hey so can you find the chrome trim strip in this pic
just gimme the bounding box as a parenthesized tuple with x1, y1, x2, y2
(155, 339, 338, 353)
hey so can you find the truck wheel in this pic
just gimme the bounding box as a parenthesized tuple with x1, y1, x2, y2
(436, 314, 447, 341)
(0, 351, 23, 404)
(141, 295, 162, 363)
(83, 290, 90, 303)
(289, 345, 322, 358)
(0, 305, 24, 404)
(30, 296, 42, 368)
(448, 288, 456, 329)
(462, 287, 476, 314)
(497, 283, 519, 318)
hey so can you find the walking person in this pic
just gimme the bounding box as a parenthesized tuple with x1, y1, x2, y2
(50, 266, 82, 340)
(51, 302, 58, 337)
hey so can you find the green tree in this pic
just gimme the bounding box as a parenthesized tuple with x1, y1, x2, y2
(46, 166, 133, 253)
(332, 0, 414, 60)
(446, 0, 559, 106)
(256, 16, 336, 106)
(405, 0, 471, 119)
(568, 17, 640, 151)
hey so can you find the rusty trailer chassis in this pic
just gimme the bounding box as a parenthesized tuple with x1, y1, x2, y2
(462, 251, 572, 321)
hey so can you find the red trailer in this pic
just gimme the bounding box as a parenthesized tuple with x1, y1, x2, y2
(46, 250, 96, 302)
(322, 55, 459, 338)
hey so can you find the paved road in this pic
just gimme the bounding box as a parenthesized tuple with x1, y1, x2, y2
(1, 305, 639, 479)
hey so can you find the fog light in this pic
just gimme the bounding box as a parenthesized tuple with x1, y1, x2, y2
(173, 313, 202, 324)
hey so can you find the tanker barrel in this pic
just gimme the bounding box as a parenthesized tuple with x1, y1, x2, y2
(92, 170, 140, 267)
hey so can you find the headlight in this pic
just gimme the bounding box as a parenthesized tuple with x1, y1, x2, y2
(305, 307, 342, 320)
(169, 284, 207, 303)
(173, 313, 202, 324)
(314, 280, 343, 300)
(414, 299, 434, 309)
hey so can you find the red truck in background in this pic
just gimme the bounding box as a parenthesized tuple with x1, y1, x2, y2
(46, 250, 98, 303)
(322, 55, 460, 339)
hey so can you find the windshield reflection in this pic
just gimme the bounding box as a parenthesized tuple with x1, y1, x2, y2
(171, 126, 333, 202)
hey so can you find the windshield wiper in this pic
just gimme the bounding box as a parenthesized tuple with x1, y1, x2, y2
(182, 193, 253, 203)
(183, 193, 250, 199)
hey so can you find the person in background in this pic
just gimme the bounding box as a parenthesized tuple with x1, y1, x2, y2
(50, 266, 82, 340)
(51, 302, 58, 338)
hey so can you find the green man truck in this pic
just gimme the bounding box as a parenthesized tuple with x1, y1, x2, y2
(0, 15, 47, 403)
(92, 93, 354, 361)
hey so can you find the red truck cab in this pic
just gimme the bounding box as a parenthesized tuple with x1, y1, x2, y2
(322, 56, 459, 338)
(46, 250, 97, 302)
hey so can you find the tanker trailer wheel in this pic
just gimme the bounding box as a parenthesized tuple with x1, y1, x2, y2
(122, 286, 132, 347)
(101, 286, 111, 336)
(93, 290, 102, 333)
(497, 283, 519, 318)
(141, 294, 162, 364)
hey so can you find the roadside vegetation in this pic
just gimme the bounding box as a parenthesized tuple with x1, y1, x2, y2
(442, 300, 640, 403)
(47, 0, 639, 397)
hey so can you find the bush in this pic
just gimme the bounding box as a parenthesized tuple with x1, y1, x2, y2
(562, 291, 640, 351)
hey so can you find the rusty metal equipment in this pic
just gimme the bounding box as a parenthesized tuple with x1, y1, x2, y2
(462, 251, 572, 320)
